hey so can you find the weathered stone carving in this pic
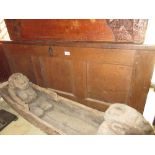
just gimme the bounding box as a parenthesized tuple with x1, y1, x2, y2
(97, 104, 154, 135)
(8, 73, 37, 104)
(8, 73, 54, 117)
(4, 73, 154, 135)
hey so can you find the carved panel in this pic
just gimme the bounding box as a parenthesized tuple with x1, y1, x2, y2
(106, 19, 148, 43)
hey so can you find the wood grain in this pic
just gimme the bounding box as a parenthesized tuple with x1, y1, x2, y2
(128, 51, 155, 113)
(5, 19, 147, 43)
(1, 42, 155, 113)
(0, 44, 11, 81)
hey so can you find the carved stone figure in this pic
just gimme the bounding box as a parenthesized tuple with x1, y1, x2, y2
(8, 73, 37, 104)
(97, 104, 154, 135)
(8, 73, 54, 117)
(4, 73, 154, 135)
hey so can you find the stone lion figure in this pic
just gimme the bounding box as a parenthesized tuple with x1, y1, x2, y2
(7, 73, 154, 134)
(97, 104, 154, 135)
(8, 73, 54, 117)
(8, 73, 37, 104)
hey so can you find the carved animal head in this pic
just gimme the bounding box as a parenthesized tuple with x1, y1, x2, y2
(8, 73, 30, 90)
(97, 103, 154, 135)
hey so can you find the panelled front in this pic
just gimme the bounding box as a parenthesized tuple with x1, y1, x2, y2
(2, 43, 136, 111)
(86, 63, 132, 103)
(0, 45, 11, 81)
(2, 44, 49, 84)
(51, 46, 135, 110)
(40, 57, 74, 94)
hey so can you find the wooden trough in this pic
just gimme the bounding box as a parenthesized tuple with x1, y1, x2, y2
(1, 73, 154, 135)
(0, 81, 104, 135)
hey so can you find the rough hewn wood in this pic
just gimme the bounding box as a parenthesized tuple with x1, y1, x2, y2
(1, 79, 154, 135)
(0, 79, 104, 135)
(0, 91, 61, 134)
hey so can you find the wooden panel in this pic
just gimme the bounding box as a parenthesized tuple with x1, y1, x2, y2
(2, 43, 51, 84)
(2, 44, 49, 57)
(86, 63, 133, 103)
(128, 51, 155, 113)
(48, 46, 135, 110)
(5, 19, 113, 41)
(3, 45, 36, 83)
(2, 40, 155, 50)
(1, 43, 136, 112)
(31, 56, 45, 87)
(5, 19, 148, 43)
(40, 57, 74, 95)
(0, 45, 11, 81)
(8, 54, 36, 83)
(2, 42, 155, 113)
(52, 46, 135, 66)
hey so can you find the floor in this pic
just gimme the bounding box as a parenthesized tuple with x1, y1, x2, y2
(0, 97, 46, 135)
